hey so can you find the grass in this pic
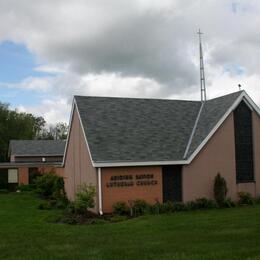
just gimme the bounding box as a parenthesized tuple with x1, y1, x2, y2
(0, 193, 260, 259)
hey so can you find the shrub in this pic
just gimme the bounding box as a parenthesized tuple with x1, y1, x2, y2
(34, 172, 65, 200)
(38, 201, 52, 210)
(238, 192, 255, 205)
(150, 201, 187, 214)
(74, 184, 96, 214)
(172, 202, 187, 212)
(185, 201, 197, 211)
(194, 198, 218, 210)
(256, 197, 260, 205)
(18, 184, 34, 192)
(113, 201, 130, 216)
(185, 199, 218, 210)
(221, 198, 236, 208)
(131, 199, 150, 217)
(109, 215, 128, 223)
(55, 197, 69, 209)
(0, 189, 9, 194)
(65, 201, 76, 214)
(159, 201, 175, 213)
(150, 202, 161, 214)
(214, 173, 228, 205)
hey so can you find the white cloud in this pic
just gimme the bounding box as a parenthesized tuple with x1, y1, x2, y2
(13, 72, 164, 123)
(17, 97, 70, 125)
(0, 76, 53, 92)
(0, 0, 260, 123)
(34, 65, 68, 74)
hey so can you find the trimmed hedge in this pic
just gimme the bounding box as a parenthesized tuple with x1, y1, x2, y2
(113, 197, 227, 216)
(238, 192, 255, 205)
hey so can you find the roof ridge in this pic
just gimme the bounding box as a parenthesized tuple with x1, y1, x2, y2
(75, 91, 244, 103)
(207, 90, 243, 102)
(74, 95, 201, 103)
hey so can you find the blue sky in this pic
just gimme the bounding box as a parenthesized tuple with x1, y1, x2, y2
(0, 41, 52, 107)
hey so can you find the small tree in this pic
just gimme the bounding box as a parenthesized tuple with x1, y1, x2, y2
(74, 184, 96, 214)
(214, 173, 228, 205)
(34, 172, 65, 200)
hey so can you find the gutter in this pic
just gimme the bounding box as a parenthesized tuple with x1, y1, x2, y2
(0, 162, 63, 169)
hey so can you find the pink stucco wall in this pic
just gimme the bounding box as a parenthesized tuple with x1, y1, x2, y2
(63, 107, 98, 212)
(183, 114, 237, 202)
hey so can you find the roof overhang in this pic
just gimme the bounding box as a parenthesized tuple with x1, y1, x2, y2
(13, 154, 63, 157)
(0, 162, 63, 169)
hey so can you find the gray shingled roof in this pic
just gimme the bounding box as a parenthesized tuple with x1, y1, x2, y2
(9, 140, 66, 156)
(75, 91, 242, 163)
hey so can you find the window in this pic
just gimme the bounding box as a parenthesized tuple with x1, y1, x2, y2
(234, 101, 254, 183)
(8, 169, 18, 183)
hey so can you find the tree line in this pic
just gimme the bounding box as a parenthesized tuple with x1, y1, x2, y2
(0, 102, 68, 162)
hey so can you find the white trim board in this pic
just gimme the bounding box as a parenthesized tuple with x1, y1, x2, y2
(93, 160, 187, 168)
(14, 154, 63, 157)
(74, 101, 95, 167)
(183, 102, 204, 159)
(62, 99, 75, 167)
(62, 98, 96, 168)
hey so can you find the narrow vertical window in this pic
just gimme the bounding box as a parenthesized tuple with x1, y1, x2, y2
(234, 101, 254, 183)
(8, 169, 18, 183)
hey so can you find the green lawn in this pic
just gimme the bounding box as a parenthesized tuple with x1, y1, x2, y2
(0, 193, 260, 259)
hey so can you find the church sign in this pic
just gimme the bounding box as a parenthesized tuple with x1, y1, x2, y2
(106, 174, 158, 188)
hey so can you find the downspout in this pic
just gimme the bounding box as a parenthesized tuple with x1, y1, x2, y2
(98, 167, 103, 215)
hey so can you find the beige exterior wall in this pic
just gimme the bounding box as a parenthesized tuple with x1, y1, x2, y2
(101, 166, 162, 213)
(63, 107, 98, 213)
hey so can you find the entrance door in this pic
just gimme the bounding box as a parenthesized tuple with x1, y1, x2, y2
(0, 169, 8, 189)
(162, 166, 182, 202)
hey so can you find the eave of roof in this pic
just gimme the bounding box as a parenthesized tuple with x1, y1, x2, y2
(13, 154, 64, 157)
(0, 162, 63, 169)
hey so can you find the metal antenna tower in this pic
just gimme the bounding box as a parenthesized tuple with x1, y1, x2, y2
(197, 29, 207, 102)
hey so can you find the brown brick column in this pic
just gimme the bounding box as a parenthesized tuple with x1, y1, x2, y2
(19, 167, 29, 185)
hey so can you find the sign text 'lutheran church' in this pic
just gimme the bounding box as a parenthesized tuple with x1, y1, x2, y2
(106, 174, 158, 188)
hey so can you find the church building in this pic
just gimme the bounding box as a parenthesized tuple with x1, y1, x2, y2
(63, 90, 260, 214)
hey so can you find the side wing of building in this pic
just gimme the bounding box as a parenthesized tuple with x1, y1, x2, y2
(183, 102, 260, 201)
